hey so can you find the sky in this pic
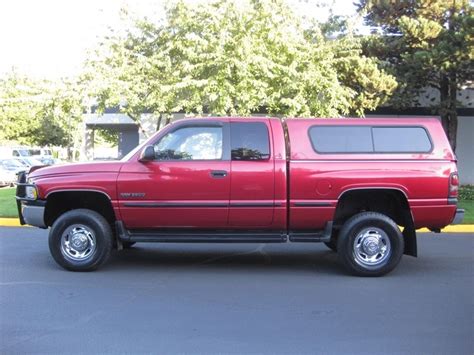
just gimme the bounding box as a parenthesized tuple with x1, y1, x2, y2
(0, 0, 358, 79)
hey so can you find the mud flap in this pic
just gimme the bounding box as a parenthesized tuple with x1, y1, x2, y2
(114, 221, 128, 251)
(402, 223, 417, 257)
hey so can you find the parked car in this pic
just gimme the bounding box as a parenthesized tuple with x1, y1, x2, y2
(14, 157, 44, 168)
(29, 148, 55, 165)
(11, 147, 31, 158)
(0, 146, 55, 165)
(0, 158, 27, 173)
(0, 166, 17, 187)
(0, 158, 27, 187)
(0, 146, 30, 160)
(16, 117, 463, 275)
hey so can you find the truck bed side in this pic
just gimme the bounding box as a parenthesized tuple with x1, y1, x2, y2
(285, 118, 458, 230)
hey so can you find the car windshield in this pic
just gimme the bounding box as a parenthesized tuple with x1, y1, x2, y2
(17, 149, 31, 156)
(25, 158, 43, 165)
(1, 159, 25, 170)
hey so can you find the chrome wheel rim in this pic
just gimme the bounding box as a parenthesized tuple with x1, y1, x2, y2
(352, 227, 391, 268)
(60, 224, 97, 262)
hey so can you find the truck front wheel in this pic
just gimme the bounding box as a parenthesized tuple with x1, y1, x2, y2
(337, 212, 404, 277)
(48, 209, 113, 271)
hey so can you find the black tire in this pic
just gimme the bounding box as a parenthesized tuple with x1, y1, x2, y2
(49, 209, 113, 271)
(337, 212, 404, 277)
(122, 241, 136, 249)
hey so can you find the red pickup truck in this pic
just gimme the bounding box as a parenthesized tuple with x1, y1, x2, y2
(16, 117, 464, 276)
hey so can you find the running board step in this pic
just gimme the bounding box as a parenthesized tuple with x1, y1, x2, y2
(288, 222, 333, 242)
(127, 234, 287, 243)
(117, 225, 287, 243)
(115, 222, 332, 244)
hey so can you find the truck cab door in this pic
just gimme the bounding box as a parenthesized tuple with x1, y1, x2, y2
(228, 120, 275, 227)
(117, 120, 231, 229)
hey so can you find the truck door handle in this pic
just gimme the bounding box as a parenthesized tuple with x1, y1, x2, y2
(210, 170, 228, 178)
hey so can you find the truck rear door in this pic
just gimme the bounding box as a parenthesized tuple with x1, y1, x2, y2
(228, 119, 275, 227)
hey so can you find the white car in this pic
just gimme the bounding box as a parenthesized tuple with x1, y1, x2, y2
(14, 157, 44, 168)
(0, 158, 26, 172)
(0, 166, 18, 187)
(29, 148, 55, 165)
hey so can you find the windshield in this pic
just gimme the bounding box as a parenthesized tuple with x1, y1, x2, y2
(13, 149, 31, 157)
(1, 159, 25, 170)
(25, 158, 43, 165)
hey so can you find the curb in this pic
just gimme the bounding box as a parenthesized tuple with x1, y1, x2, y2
(417, 225, 474, 233)
(0, 218, 30, 227)
(0, 217, 473, 233)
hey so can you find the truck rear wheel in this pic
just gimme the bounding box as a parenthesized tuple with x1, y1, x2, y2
(337, 212, 404, 277)
(48, 209, 113, 271)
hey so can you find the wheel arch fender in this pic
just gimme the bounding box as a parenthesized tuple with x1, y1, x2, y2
(44, 190, 117, 228)
(335, 187, 416, 257)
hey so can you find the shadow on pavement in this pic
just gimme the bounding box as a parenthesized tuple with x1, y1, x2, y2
(105, 244, 344, 275)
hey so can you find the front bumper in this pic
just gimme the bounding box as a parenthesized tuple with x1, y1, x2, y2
(451, 209, 465, 225)
(21, 202, 46, 228)
(15, 171, 47, 228)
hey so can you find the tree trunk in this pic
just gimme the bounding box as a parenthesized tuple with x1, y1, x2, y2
(439, 73, 458, 152)
(448, 71, 458, 152)
(440, 9, 458, 152)
(156, 114, 163, 131)
(128, 112, 149, 139)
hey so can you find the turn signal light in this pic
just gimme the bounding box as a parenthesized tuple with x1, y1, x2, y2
(25, 185, 38, 200)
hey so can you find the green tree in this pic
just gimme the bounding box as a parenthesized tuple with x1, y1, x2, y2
(357, 0, 473, 150)
(86, 0, 396, 127)
(0, 71, 84, 150)
(0, 72, 43, 144)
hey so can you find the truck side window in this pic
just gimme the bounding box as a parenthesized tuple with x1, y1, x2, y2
(309, 125, 433, 154)
(372, 127, 432, 153)
(231, 122, 270, 161)
(154, 126, 223, 160)
(309, 126, 373, 153)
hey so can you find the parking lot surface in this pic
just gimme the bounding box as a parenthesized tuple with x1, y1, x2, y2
(0, 227, 473, 354)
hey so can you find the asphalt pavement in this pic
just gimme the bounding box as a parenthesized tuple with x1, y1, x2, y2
(1, 227, 473, 354)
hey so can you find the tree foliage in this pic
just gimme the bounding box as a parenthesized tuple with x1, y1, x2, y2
(357, 0, 473, 150)
(1, 0, 402, 149)
(86, 0, 397, 125)
(0, 71, 84, 147)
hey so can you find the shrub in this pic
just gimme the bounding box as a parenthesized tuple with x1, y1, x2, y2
(459, 185, 474, 200)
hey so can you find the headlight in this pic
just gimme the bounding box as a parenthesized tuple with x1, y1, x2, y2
(25, 185, 38, 200)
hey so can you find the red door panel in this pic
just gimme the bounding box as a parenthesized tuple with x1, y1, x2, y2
(228, 119, 275, 227)
(118, 161, 230, 229)
(229, 161, 275, 227)
(117, 119, 231, 229)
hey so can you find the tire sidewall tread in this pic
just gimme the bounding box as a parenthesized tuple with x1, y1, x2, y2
(48, 209, 113, 271)
(337, 212, 404, 277)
